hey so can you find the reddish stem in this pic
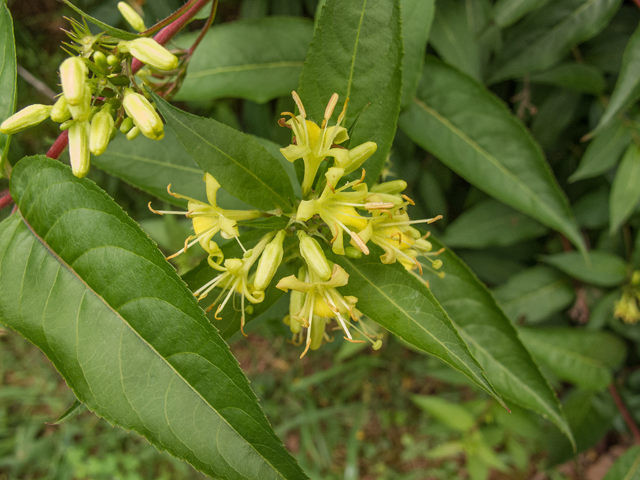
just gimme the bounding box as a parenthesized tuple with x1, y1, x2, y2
(46, 0, 212, 160)
(609, 383, 640, 444)
(0, 189, 13, 210)
(634, 0, 640, 10)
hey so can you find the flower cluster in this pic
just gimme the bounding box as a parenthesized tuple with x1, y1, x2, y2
(615, 271, 640, 324)
(0, 4, 179, 177)
(153, 91, 444, 357)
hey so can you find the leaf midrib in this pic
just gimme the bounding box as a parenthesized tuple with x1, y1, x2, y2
(188, 61, 304, 79)
(16, 211, 285, 479)
(100, 152, 203, 174)
(344, 0, 368, 117)
(162, 103, 292, 210)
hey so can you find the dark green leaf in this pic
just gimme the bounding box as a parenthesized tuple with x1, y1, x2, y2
(0, 2, 16, 167)
(298, 0, 403, 184)
(489, 0, 622, 84)
(62, 0, 141, 40)
(2, 155, 307, 480)
(603, 445, 640, 480)
(518, 327, 626, 390)
(422, 238, 574, 445)
(457, 251, 527, 286)
(174, 17, 313, 103)
(429, 0, 484, 81)
(331, 248, 504, 406)
(529, 63, 605, 94)
(540, 251, 629, 287)
(587, 289, 620, 330)
(610, 143, 640, 233)
(400, 0, 435, 107)
(411, 395, 475, 432)
(570, 118, 632, 182)
(574, 185, 610, 229)
(493, 266, 575, 324)
(49, 399, 87, 425)
(493, 0, 552, 28)
(152, 92, 296, 212)
(442, 199, 548, 249)
(590, 22, 640, 136)
(531, 90, 582, 149)
(399, 57, 585, 253)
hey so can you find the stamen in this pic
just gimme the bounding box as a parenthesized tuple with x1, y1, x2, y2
(194, 272, 226, 297)
(240, 293, 248, 337)
(278, 118, 292, 129)
(382, 216, 443, 227)
(353, 169, 366, 186)
(234, 235, 247, 253)
(148, 202, 190, 216)
(402, 194, 415, 206)
(335, 219, 370, 255)
(344, 337, 366, 344)
(364, 202, 395, 210)
(291, 91, 306, 118)
(337, 98, 349, 126)
(215, 279, 239, 320)
(324, 93, 339, 121)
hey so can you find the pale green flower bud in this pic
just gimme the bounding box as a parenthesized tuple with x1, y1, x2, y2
(117, 2, 146, 32)
(119, 117, 134, 134)
(122, 88, 164, 140)
(310, 315, 326, 351)
(126, 126, 140, 140)
(50, 96, 71, 123)
(297, 231, 332, 281)
(107, 54, 121, 67)
(342, 141, 378, 175)
(69, 121, 90, 178)
(0, 104, 52, 134)
(254, 230, 286, 291)
(119, 38, 178, 71)
(344, 246, 362, 259)
(59, 119, 74, 131)
(288, 292, 304, 334)
(92, 51, 108, 72)
(68, 88, 92, 122)
(90, 110, 115, 156)
(60, 57, 87, 106)
(371, 179, 407, 195)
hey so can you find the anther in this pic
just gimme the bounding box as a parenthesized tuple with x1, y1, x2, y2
(291, 91, 306, 118)
(401, 194, 415, 206)
(324, 93, 339, 121)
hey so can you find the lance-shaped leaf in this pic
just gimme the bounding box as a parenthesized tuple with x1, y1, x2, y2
(298, 0, 403, 185)
(62, 0, 141, 40)
(152, 92, 296, 212)
(590, 22, 640, 136)
(493, 0, 552, 28)
(610, 143, 640, 233)
(518, 327, 627, 391)
(1, 156, 308, 480)
(329, 248, 505, 407)
(0, 1, 16, 172)
(174, 17, 313, 103)
(603, 445, 640, 480)
(399, 57, 585, 254)
(489, 0, 622, 84)
(540, 251, 629, 287)
(421, 237, 574, 446)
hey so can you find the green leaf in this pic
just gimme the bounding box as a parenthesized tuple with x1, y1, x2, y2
(518, 327, 626, 390)
(540, 251, 629, 287)
(2, 156, 307, 480)
(570, 118, 632, 182)
(49, 399, 87, 425)
(152, 92, 296, 212)
(0, 1, 16, 176)
(489, 0, 622, 84)
(590, 22, 640, 136)
(603, 445, 640, 480)
(442, 199, 548, 249)
(610, 143, 640, 233)
(400, 0, 435, 108)
(62, 0, 141, 40)
(298, 0, 403, 185)
(429, 0, 484, 81)
(330, 248, 503, 405)
(399, 57, 585, 254)
(530, 90, 582, 149)
(421, 237, 574, 446)
(174, 17, 313, 103)
(493, 0, 552, 28)
(529, 63, 605, 94)
(411, 395, 475, 432)
(493, 266, 575, 324)
(574, 185, 610, 229)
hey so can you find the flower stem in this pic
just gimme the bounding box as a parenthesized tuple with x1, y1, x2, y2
(609, 382, 640, 444)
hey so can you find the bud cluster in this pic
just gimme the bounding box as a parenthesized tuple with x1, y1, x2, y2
(615, 271, 640, 324)
(151, 92, 445, 358)
(0, 7, 180, 177)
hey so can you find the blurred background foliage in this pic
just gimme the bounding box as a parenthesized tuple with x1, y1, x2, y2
(5, 0, 640, 478)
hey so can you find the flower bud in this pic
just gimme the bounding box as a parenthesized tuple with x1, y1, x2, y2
(68, 121, 90, 178)
(371, 179, 407, 195)
(119, 116, 134, 134)
(122, 88, 164, 140)
(340, 141, 377, 175)
(93, 51, 108, 72)
(288, 292, 304, 334)
(344, 246, 362, 259)
(0, 104, 52, 134)
(297, 231, 332, 281)
(68, 88, 92, 122)
(310, 315, 326, 351)
(107, 54, 121, 67)
(632, 270, 640, 286)
(117, 2, 146, 32)
(119, 38, 178, 71)
(60, 57, 87, 106)
(254, 230, 286, 291)
(90, 110, 115, 156)
(50, 96, 71, 123)
(126, 125, 140, 140)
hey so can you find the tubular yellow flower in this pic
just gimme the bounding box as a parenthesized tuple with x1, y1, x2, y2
(68, 120, 91, 178)
(254, 230, 286, 291)
(119, 38, 179, 71)
(117, 2, 146, 32)
(296, 231, 332, 281)
(90, 110, 115, 156)
(50, 96, 71, 123)
(59, 57, 87, 106)
(0, 105, 52, 134)
(122, 88, 164, 140)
